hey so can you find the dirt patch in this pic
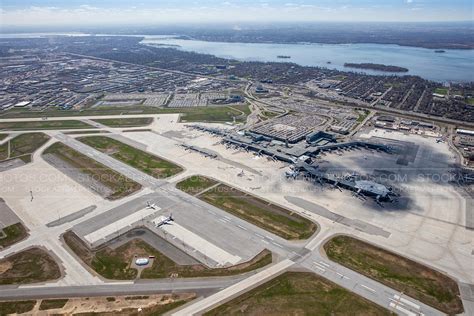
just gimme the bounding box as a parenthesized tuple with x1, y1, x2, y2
(0, 261, 12, 274)
(57, 293, 194, 315)
(0, 247, 61, 285)
(0, 293, 194, 316)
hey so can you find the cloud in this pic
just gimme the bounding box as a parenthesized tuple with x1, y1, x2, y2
(0, 2, 470, 26)
(78, 5, 99, 11)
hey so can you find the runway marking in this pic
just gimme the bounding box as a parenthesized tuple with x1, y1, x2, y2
(265, 236, 274, 241)
(319, 261, 330, 267)
(291, 251, 303, 258)
(394, 295, 421, 310)
(237, 225, 247, 231)
(271, 242, 283, 248)
(389, 302, 418, 316)
(261, 239, 269, 245)
(218, 218, 228, 224)
(313, 261, 325, 267)
(360, 284, 376, 293)
(313, 262, 326, 272)
(254, 233, 264, 239)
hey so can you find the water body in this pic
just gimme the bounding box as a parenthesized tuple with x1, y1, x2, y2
(1, 33, 471, 82)
(141, 36, 474, 83)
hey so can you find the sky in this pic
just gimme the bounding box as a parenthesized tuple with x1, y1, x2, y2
(0, 0, 472, 26)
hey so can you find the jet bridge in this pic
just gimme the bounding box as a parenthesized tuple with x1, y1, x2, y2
(293, 162, 397, 202)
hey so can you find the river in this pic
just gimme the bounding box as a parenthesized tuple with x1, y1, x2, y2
(141, 36, 474, 83)
(1, 33, 471, 82)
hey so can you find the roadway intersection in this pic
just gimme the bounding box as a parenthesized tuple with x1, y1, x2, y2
(0, 114, 472, 315)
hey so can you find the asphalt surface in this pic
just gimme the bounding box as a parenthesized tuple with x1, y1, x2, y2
(0, 125, 461, 316)
(0, 199, 21, 229)
(0, 276, 241, 301)
(54, 133, 164, 189)
(300, 251, 444, 316)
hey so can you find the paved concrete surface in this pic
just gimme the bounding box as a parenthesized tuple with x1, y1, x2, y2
(0, 276, 239, 300)
(0, 158, 25, 172)
(285, 196, 391, 238)
(459, 282, 474, 316)
(0, 114, 470, 316)
(159, 219, 242, 266)
(55, 133, 164, 189)
(109, 228, 199, 265)
(84, 207, 159, 244)
(0, 199, 21, 229)
(172, 259, 294, 316)
(46, 205, 96, 228)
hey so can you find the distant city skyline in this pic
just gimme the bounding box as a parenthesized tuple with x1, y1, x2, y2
(0, 0, 472, 27)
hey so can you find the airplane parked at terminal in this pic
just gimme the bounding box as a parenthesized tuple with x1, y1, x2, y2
(154, 214, 174, 227)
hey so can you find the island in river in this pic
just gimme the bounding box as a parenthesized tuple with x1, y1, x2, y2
(343, 63, 409, 73)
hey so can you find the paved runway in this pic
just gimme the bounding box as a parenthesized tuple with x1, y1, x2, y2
(0, 276, 241, 301)
(300, 252, 444, 316)
(54, 133, 164, 189)
(0, 123, 463, 316)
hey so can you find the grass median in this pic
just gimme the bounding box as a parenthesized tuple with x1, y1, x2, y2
(0, 301, 36, 315)
(181, 177, 316, 240)
(39, 299, 68, 311)
(0, 132, 50, 163)
(178, 104, 250, 123)
(205, 271, 391, 316)
(324, 235, 463, 314)
(0, 120, 93, 131)
(0, 105, 250, 123)
(0, 223, 28, 249)
(78, 136, 183, 179)
(0, 247, 61, 285)
(44, 142, 142, 200)
(92, 117, 153, 127)
(176, 175, 218, 195)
